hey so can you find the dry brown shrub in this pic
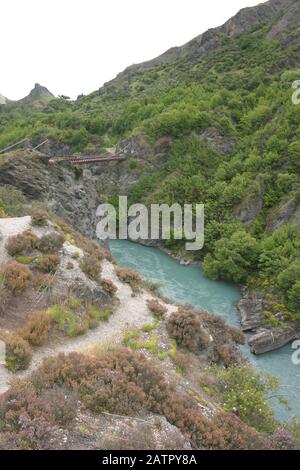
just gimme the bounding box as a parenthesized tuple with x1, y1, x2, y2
(30, 208, 48, 227)
(115, 267, 141, 292)
(36, 233, 65, 254)
(167, 309, 211, 351)
(146, 299, 167, 318)
(36, 254, 60, 273)
(100, 278, 118, 296)
(80, 256, 101, 280)
(1, 261, 32, 291)
(5, 230, 37, 257)
(18, 311, 51, 346)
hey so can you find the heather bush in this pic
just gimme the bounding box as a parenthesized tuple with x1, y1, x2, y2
(0, 349, 276, 450)
(5, 231, 37, 256)
(212, 413, 270, 450)
(269, 427, 300, 450)
(5, 334, 32, 372)
(18, 311, 50, 346)
(0, 286, 11, 316)
(30, 208, 48, 227)
(167, 309, 211, 351)
(36, 254, 60, 273)
(36, 232, 65, 254)
(147, 299, 167, 318)
(1, 261, 32, 291)
(211, 344, 239, 367)
(201, 311, 245, 346)
(80, 256, 101, 280)
(100, 278, 118, 296)
(33, 273, 54, 292)
(171, 352, 192, 374)
(77, 237, 112, 261)
(35, 386, 77, 427)
(116, 267, 141, 292)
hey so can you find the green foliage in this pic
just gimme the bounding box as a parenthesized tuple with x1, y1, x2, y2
(214, 366, 279, 432)
(5, 334, 32, 372)
(203, 230, 259, 283)
(48, 305, 80, 337)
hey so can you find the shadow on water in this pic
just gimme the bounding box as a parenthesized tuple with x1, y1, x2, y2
(110, 239, 300, 422)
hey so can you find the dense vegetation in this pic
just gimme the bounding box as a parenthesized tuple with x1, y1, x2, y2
(0, 349, 298, 450)
(1, 3, 300, 324)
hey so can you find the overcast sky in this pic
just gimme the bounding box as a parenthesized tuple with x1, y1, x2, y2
(1, 0, 263, 100)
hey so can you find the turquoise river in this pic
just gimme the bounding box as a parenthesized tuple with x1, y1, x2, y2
(110, 240, 300, 422)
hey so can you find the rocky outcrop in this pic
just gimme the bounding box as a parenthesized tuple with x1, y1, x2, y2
(237, 290, 265, 331)
(267, 196, 300, 232)
(200, 128, 236, 155)
(18, 83, 54, 105)
(234, 183, 265, 226)
(0, 151, 98, 239)
(248, 327, 300, 354)
(237, 289, 300, 354)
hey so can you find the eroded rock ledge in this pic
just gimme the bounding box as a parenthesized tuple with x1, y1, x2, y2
(237, 289, 300, 354)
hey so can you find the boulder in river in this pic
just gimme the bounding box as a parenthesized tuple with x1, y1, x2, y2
(248, 327, 300, 354)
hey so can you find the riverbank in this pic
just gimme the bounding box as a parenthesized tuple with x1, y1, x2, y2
(110, 240, 300, 421)
(129, 239, 300, 356)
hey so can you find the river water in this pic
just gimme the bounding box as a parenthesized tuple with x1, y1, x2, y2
(110, 240, 300, 422)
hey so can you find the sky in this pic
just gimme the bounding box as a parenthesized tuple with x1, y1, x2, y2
(1, 0, 263, 100)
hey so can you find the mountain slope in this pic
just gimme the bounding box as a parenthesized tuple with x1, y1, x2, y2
(0, 94, 7, 105)
(104, 0, 298, 88)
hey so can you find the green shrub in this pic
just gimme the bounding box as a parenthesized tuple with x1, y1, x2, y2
(86, 304, 112, 326)
(48, 305, 80, 337)
(203, 231, 259, 283)
(214, 366, 278, 432)
(15, 255, 37, 265)
(287, 281, 300, 312)
(5, 334, 32, 372)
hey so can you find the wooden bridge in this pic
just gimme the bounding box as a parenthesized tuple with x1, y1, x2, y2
(49, 154, 126, 165)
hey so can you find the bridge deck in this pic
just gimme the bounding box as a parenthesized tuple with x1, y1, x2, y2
(49, 155, 126, 165)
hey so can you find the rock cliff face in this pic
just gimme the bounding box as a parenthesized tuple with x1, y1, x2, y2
(237, 290, 265, 331)
(0, 151, 98, 238)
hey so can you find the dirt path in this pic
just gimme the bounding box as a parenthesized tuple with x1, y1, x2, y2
(0, 259, 176, 395)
